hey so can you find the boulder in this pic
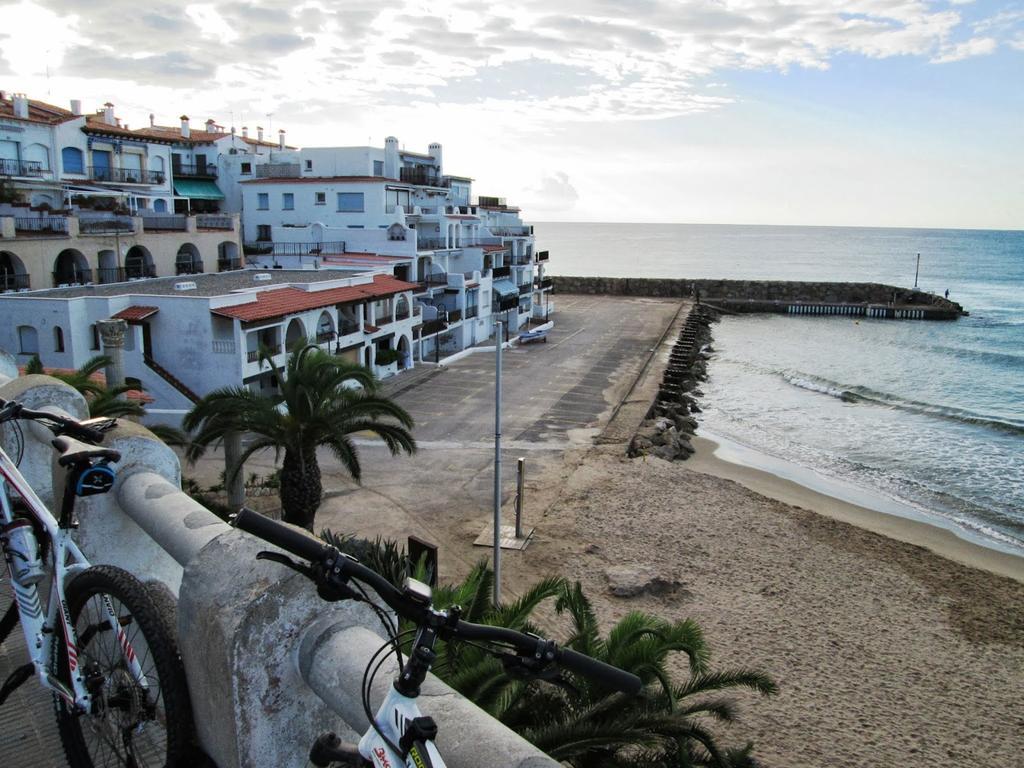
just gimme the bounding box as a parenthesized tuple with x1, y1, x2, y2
(605, 566, 684, 598)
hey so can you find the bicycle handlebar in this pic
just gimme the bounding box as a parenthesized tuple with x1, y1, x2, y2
(0, 398, 111, 444)
(233, 508, 642, 695)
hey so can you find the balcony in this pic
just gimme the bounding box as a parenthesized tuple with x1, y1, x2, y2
(536, 276, 553, 290)
(339, 321, 360, 336)
(492, 265, 511, 279)
(52, 268, 93, 287)
(518, 283, 532, 296)
(316, 330, 336, 344)
(0, 159, 44, 177)
(218, 258, 243, 272)
(78, 216, 135, 234)
(490, 225, 533, 237)
(13, 216, 68, 236)
(196, 215, 233, 230)
(89, 166, 165, 184)
(242, 241, 346, 257)
(172, 163, 217, 179)
(496, 296, 519, 312)
(96, 267, 126, 284)
(175, 262, 204, 276)
(444, 308, 463, 323)
(416, 237, 450, 250)
(419, 319, 447, 336)
(465, 305, 479, 319)
(400, 167, 448, 187)
(246, 349, 260, 363)
(1, 273, 30, 292)
(142, 215, 187, 232)
(536, 250, 549, 262)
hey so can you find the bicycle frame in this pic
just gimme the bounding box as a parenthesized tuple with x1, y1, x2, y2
(358, 687, 446, 768)
(0, 440, 149, 713)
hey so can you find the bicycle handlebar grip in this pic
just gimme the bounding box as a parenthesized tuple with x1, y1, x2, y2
(233, 508, 329, 562)
(558, 648, 643, 694)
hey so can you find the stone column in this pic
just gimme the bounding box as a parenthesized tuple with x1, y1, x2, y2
(97, 318, 128, 395)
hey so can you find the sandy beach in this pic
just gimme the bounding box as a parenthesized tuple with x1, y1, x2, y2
(514, 440, 1024, 767)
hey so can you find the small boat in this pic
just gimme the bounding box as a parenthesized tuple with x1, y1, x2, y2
(518, 328, 548, 344)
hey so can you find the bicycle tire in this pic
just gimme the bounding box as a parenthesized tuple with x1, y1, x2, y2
(53, 565, 193, 768)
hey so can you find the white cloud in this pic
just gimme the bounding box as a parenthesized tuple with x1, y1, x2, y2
(525, 172, 580, 213)
(932, 35, 999, 62)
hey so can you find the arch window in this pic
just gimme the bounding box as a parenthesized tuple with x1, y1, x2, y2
(61, 147, 84, 174)
(18, 326, 38, 355)
(54, 326, 64, 353)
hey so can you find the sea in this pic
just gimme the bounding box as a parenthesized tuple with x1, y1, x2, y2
(535, 222, 1024, 554)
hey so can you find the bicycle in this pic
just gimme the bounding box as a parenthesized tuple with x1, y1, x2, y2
(233, 508, 643, 768)
(0, 396, 193, 767)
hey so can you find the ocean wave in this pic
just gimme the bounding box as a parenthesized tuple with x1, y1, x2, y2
(926, 344, 1024, 368)
(780, 373, 1024, 436)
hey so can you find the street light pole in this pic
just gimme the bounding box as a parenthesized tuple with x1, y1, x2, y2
(493, 320, 503, 606)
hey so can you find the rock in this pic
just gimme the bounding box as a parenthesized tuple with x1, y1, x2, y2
(606, 566, 684, 598)
(653, 417, 672, 433)
(584, 543, 600, 554)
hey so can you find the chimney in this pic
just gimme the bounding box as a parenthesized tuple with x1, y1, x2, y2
(180, 115, 190, 138)
(205, 118, 216, 132)
(12, 93, 30, 119)
(384, 136, 399, 179)
(149, 112, 155, 127)
(278, 129, 286, 150)
(103, 102, 115, 125)
(71, 99, 83, 116)
(428, 142, 443, 176)
(257, 126, 264, 142)
(242, 126, 248, 139)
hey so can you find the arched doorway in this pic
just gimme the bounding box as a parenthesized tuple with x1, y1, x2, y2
(176, 243, 203, 275)
(396, 334, 412, 369)
(125, 245, 155, 279)
(97, 249, 121, 284)
(316, 311, 335, 346)
(53, 249, 90, 286)
(395, 295, 410, 320)
(0, 251, 29, 291)
(285, 318, 306, 351)
(217, 241, 240, 271)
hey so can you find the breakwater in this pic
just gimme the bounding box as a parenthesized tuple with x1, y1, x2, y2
(552, 277, 965, 319)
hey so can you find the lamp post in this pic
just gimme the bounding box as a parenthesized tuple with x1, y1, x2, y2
(492, 320, 503, 606)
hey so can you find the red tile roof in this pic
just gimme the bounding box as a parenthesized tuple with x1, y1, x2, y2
(111, 306, 159, 321)
(211, 275, 416, 322)
(0, 95, 79, 125)
(481, 244, 509, 253)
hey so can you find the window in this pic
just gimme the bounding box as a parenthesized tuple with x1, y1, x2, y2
(256, 224, 272, 241)
(90, 324, 100, 351)
(386, 188, 410, 213)
(282, 193, 294, 210)
(53, 326, 64, 353)
(315, 191, 326, 206)
(240, 162, 252, 175)
(61, 147, 84, 174)
(257, 192, 269, 210)
(347, 225, 364, 229)
(304, 159, 312, 171)
(17, 326, 38, 355)
(337, 192, 364, 212)
(373, 160, 384, 176)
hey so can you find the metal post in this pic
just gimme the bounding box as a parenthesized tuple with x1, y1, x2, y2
(914, 253, 920, 289)
(515, 457, 525, 539)
(493, 321, 503, 606)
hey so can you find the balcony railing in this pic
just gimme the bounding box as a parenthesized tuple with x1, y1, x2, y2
(490, 226, 534, 237)
(246, 349, 260, 363)
(496, 296, 519, 312)
(0, 273, 30, 291)
(125, 264, 157, 280)
(465, 305, 479, 319)
(316, 330, 336, 344)
(89, 166, 165, 184)
(0, 159, 43, 177)
(52, 269, 93, 287)
(242, 241, 346, 257)
(13, 216, 68, 236)
(96, 267, 126, 284)
(142, 215, 187, 232)
(536, 276, 553, 290)
(444, 308, 463, 323)
(218, 258, 243, 272)
(492, 265, 511, 278)
(175, 261, 204, 276)
(196, 215, 232, 230)
(416, 237, 449, 250)
(518, 283, 532, 295)
(172, 163, 217, 179)
(339, 321, 360, 336)
(399, 167, 448, 187)
(78, 216, 134, 234)
(419, 319, 446, 335)
(212, 340, 236, 354)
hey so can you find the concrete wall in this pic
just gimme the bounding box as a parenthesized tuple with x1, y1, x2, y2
(552, 276, 965, 316)
(0, 371, 558, 768)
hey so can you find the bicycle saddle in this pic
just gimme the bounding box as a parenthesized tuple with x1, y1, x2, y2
(51, 436, 121, 467)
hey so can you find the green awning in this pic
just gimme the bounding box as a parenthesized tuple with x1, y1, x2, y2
(173, 179, 224, 200)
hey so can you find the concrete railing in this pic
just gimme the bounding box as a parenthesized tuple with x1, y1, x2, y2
(0, 358, 557, 768)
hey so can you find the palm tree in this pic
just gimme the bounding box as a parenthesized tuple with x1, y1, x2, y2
(184, 342, 416, 530)
(430, 566, 776, 767)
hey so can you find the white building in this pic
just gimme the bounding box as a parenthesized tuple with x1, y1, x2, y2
(0, 270, 420, 420)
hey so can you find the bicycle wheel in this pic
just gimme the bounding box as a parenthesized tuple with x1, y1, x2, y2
(53, 565, 193, 767)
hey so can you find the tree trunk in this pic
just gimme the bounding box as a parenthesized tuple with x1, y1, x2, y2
(279, 446, 322, 531)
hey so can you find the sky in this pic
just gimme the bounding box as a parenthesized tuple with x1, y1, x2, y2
(1, 0, 1021, 229)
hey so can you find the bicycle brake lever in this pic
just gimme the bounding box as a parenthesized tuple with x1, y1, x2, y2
(499, 652, 570, 688)
(257, 550, 314, 579)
